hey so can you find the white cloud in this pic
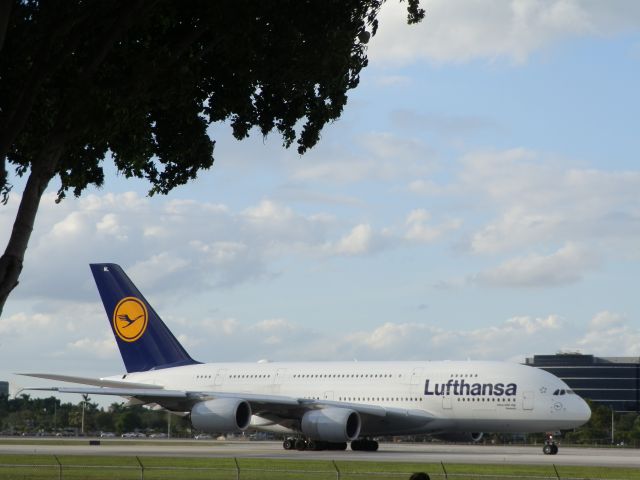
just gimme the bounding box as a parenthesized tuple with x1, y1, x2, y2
(192, 316, 313, 359)
(68, 335, 118, 360)
(503, 315, 562, 334)
(407, 179, 445, 196)
(128, 253, 192, 289)
(459, 150, 640, 254)
(470, 207, 565, 255)
(344, 315, 563, 359)
(8, 193, 399, 299)
(254, 318, 297, 333)
(179, 313, 569, 363)
(196, 315, 564, 360)
(472, 243, 599, 287)
(405, 209, 462, 243)
(572, 311, 640, 356)
(4, 191, 467, 307)
(242, 200, 295, 223)
(0, 312, 52, 335)
(319, 210, 460, 257)
(370, 0, 640, 65)
(415, 147, 640, 287)
(253, 318, 300, 345)
(332, 224, 375, 256)
(190, 241, 247, 265)
(390, 110, 499, 138)
(50, 212, 89, 239)
(176, 334, 204, 349)
(292, 161, 381, 184)
(96, 213, 128, 240)
(0, 301, 621, 377)
(374, 75, 412, 87)
(290, 132, 433, 184)
(201, 318, 240, 336)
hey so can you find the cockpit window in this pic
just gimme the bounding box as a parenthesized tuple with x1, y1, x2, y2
(553, 388, 574, 396)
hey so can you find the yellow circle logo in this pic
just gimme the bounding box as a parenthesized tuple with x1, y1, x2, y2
(113, 297, 148, 342)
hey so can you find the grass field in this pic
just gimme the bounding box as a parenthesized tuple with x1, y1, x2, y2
(0, 454, 639, 480)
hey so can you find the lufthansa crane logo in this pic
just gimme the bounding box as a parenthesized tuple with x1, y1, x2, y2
(113, 297, 148, 342)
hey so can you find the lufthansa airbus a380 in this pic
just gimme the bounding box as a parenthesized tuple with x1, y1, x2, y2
(22, 264, 590, 455)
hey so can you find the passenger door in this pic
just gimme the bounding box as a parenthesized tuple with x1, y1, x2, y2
(523, 390, 534, 410)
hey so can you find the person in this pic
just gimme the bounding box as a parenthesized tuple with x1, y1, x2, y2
(409, 473, 430, 480)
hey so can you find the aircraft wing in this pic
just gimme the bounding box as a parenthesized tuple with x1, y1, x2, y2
(23, 384, 435, 432)
(17, 373, 163, 389)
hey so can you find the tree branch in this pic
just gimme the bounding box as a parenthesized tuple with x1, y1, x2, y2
(0, 139, 64, 316)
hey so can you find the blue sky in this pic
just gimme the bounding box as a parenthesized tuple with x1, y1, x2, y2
(2, 1, 640, 396)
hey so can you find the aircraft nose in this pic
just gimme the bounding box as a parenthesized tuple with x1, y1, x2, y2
(577, 397, 591, 423)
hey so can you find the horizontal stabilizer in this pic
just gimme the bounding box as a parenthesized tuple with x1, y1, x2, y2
(27, 386, 188, 398)
(17, 373, 162, 389)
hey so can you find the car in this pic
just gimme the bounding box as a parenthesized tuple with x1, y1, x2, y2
(194, 434, 212, 440)
(100, 432, 116, 438)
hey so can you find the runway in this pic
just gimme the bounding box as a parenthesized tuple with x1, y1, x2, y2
(0, 440, 638, 468)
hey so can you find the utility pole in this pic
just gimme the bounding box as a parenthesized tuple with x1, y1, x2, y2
(611, 408, 615, 445)
(167, 411, 171, 439)
(81, 394, 89, 435)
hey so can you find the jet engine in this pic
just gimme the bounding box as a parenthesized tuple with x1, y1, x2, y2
(301, 407, 361, 442)
(191, 398, 252, 433)
(434, 432, 484, 443)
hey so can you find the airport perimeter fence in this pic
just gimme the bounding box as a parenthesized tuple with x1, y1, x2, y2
(0, 457, 630, 480)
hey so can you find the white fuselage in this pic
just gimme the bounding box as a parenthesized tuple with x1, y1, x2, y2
(110, 360, 591, 436)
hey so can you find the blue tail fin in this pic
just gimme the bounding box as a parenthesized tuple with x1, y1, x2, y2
(90, 263, 200, 373)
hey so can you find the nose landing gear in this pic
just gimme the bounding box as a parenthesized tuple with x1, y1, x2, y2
(543, 434, 559, 455)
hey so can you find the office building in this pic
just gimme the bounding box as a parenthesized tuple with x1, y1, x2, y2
(525, 354, 640, 412)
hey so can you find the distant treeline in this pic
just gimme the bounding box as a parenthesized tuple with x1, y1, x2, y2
(560, 400, 640, 446)
(0, 394, 191, 436)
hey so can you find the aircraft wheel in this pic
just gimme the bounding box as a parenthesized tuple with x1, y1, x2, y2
(551, 444, 558, 455)
(365, 440, 379, 452)
(543, 444, 552, 455)
(352, 439, 378, 452)
(306, 440, 317, 451)
(283, 439, 293, 450)
(328, 442, 347, 450)
(295, 438, 307, 451)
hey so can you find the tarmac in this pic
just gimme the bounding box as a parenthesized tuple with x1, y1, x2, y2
(0, 439, 638, 468)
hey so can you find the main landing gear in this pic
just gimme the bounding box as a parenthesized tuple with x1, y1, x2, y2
(542, 434, 559, 455)
(282, 438, 347, 451)
(351, 439, 379, 452)
(281, 437, 379, 451)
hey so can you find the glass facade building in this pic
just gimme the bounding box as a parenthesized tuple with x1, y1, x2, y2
(525, 354, 640, 413)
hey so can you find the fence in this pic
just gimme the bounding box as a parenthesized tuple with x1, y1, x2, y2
(0, 457, 632, 480)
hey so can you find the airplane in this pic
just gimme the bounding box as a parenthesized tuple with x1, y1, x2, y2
(21, 263, 591, 455)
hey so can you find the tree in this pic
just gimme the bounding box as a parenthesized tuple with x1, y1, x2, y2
(0, 0, 424, 315)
